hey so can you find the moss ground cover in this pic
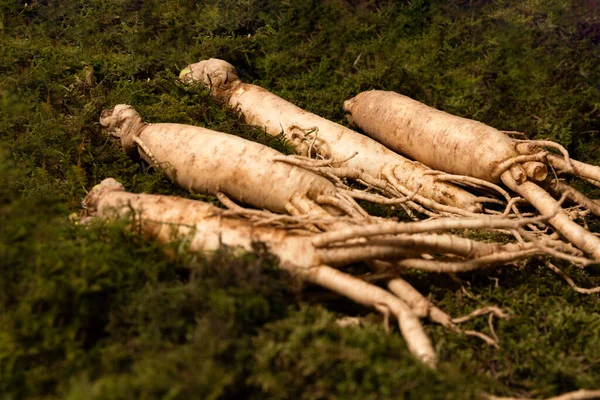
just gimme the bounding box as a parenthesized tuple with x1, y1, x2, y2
(1, 1, 599, 398)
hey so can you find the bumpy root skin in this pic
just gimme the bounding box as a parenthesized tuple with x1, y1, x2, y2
(395, 249, 539, 273)
(501, 172, 600, 261)
(312, 214, 550, 248)
(544, 179, 600, 217)
(343, 90, 529, 183)
(99, 104, 374, 221)
(180, 59, 483, 213)
(298, 265, 437, 367)
(343, 90, 600, 259)
(84, 178, 440, 366)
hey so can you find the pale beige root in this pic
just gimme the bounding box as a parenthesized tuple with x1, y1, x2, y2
(518, 230, 584, 258)
(383, 273, 505, 347)
(82, 179, 322, 268)
(522, 161, 549, 182)
(83, 178, 437, 366)
(393, 249, 540, 273)
(425, 173, 597, 247)
(86, 180, 504, 267)
(315, 233, 548, 266)
(312, 214, 549, 248)
(313, 213, 593, 267)
(278, 157, 447, 220)
(99, 105, 373, 220)
(311, 209, 594, 271)
(544, 179, 600, 216)
(298, 264, 436, 366)
(501, 172, 600, 261)
(343, 90, 547, 183)
(423, 171, 526, 217)
(368, 266, 504, 347)
(275, 155, 481, 218)
(180, 59, 483, 213)
(381, 244, 586, 274)
(335, 316, 362, 327)
(179, 58, 241, 100)
(451, 305, 507, 347)
(216, 191, 337, 232)
(450, 306, 509, 324)
(514, 139, 574, 170)
(546, 262, 600, 295)
(216, 191, 379, 233)
(84, 182, 408, 267)
(381, 166, 482, 217)
(515, 139, 600, 187)
(547, 154, 600, 186)
(371, 260, 510, 349)
(484, 388, 600, 400)
(343, 90, 600, 258)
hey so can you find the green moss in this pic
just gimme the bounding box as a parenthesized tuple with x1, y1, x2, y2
(1, 0, 600, 398)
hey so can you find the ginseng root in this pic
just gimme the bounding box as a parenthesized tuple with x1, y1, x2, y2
(179, 58, 488, 217)
(99, 105, 369, 226)
(99, 105, 481, 333)
(82, 178, 440, 365)
(83, 179, 585, 361)
(99, 102, 590, 345)
(344, 90, 600, 260)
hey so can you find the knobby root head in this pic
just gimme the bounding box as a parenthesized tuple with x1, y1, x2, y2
(81, 178, 126, 219)
(179, 58, 240, 94)
(343, 98, 358, 128)
(99, 104, 144, 153)
(99, 104, 139, 133)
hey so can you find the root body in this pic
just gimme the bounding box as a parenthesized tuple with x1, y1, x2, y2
(83, 178, 439, 365)
(343, 90, 600, 260)
(100, 105, 367, 219)
(180, 59, 483, 213)
(343, 90, 539, 183)
(501, 173, 600, 260)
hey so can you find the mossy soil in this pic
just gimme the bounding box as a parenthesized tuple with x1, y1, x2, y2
(1, 0, 600, 398)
